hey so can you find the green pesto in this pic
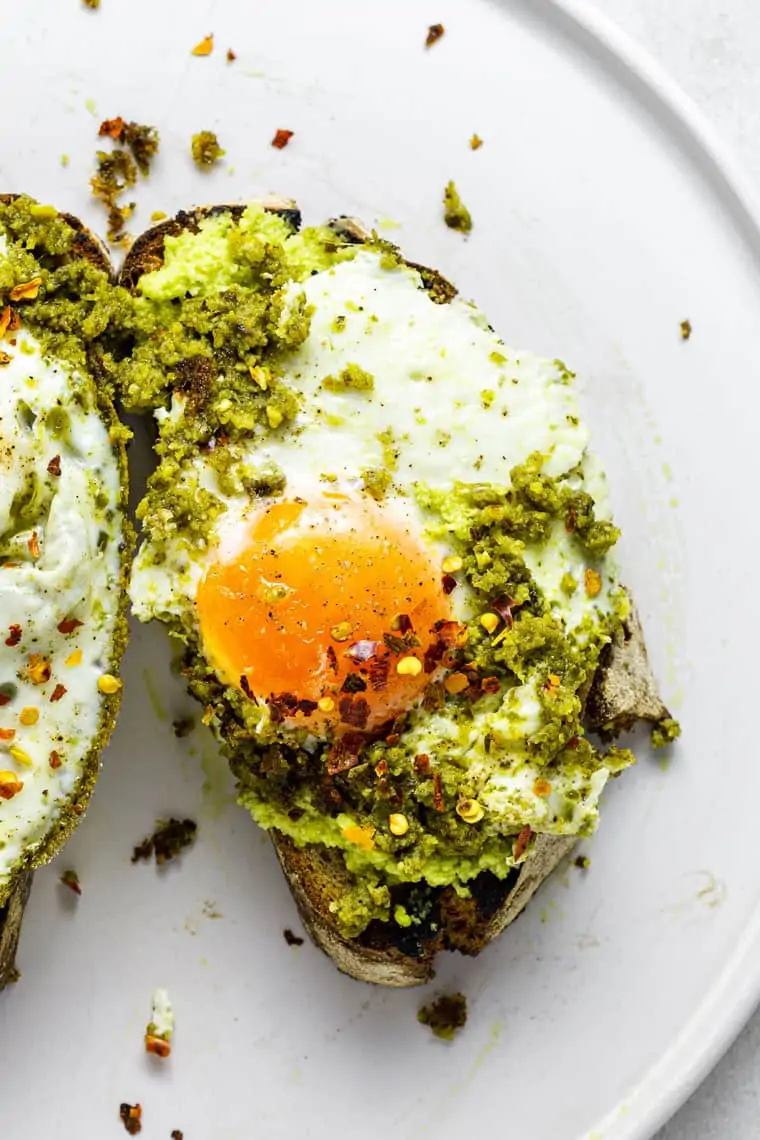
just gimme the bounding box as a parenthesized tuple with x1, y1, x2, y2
(0, 196, 134, 905)
(361, 467, 393, 501)
(0, 195, 132, 377)
(418, 993, 468, 1040)
(191, 131, 226, 169)
(443, 180, 473, 233)
(322, 363, 375, 393)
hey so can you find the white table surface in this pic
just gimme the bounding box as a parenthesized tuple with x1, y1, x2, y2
(599, 3, 760, 1137)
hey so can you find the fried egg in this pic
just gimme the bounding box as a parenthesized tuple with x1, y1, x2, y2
(132, 242, 623, 837)
(0, 243, 127, 899)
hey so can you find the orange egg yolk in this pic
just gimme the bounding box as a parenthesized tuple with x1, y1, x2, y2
(196, 494, 453, 734)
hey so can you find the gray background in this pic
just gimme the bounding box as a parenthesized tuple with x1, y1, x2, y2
(602, 3, 760, 1136)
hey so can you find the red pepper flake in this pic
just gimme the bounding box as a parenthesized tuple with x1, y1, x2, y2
(9, 278, 42, 302)
(326, 734, 364, 775)
(325, 645, 338, 674)
(513, 825, 533, 861)
(50, 683, 67, 703)
(25, 653, 51, 685)
(425, 23, 445, 47)
(368, 655, 390, 691)
(436, 620, 468, 648)
(432, 770, 445, 811)
(47, 454, 61, 477)
(441, 574, 457, 595)
(0, 693, 10, 708)
(268, 691, 298, 724)
(414, 753, 431, 775)
(27, 532, 40, 560)
(338, 695, 370, 729)
(6, 308, 20, 333)
(347, 639, 379, 663)
(60, 869, 81, 896)
(565, 509, 577, 534)
(271, 128, 294, 150)
(481, 676, 501, 695)
(5, 625, 21, 647)
(49, 750, 62, 769)
(57, 617, 84, 635)
(423, 641, 445, 674)
(119, 1103, 143, 1135)
(0, 773, 23, 800)
(375, 758, 388, 778)
(0, 728, 15, 742)
(391, 613, 414, 635)
(226, 48, 236, 62)
(491, 594, 521, 629)
(98, 116, 127, 140)
(145, 1034, 171, 1058)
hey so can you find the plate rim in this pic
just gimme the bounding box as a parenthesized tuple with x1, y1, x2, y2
(535, 1, 760, 1134)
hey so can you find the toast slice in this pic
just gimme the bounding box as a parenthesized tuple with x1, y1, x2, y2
(120, 203, 672, 987)
(0, 196, 127, 988)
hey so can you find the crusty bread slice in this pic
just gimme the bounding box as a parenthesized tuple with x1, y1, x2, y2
(120, 204, 672, 986)
(0, 196, 116, 988)
(0, 874, 32, 990)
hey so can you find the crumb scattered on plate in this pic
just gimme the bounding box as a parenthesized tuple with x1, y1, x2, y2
(119, 1103, 142, 1135)
(60, 869, 82, 895)
(131, 818, 197, 865)
(151, 210, 168, 223)
(574, 854, 590, 870)
(425, 23, 445, 48)
(417, 993, 468, 1040)
(191, 131, 225, 169)
(271, 128, 294, 150)
(680, 318, 692, 340)
(469, 133, 483, 150)
(91, 119, 159, 244)
(145, 987, 173, 1058)
(172, 716, 195, 738)
(98, 119, 160, 176)
(226, 48, 236, 63)
(90, 149, 136, 245)
(82, 0, 100, 8)
(443, 180, 472, 233)
(171, 1132, 184, 1140)
(191, 33, 214, 56)
(283, 928, 304, 947)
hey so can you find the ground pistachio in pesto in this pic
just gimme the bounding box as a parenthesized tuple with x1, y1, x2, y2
(443, 180, 473, 233)
(191, 130, 226, 168)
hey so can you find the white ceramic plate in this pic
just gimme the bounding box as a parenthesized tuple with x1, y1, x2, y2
(1, 1, 759, 1137)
